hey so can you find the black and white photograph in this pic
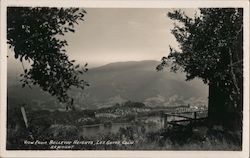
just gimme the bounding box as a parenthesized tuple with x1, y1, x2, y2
(0, 0, 249, 157)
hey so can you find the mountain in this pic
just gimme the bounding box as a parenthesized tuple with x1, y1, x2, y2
(72, 60, 208, 108)
(7, 60, 208, 110)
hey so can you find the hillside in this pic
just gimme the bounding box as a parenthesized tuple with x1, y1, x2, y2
(8, 60, 208, 110)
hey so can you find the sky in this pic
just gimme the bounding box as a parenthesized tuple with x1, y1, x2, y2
(8, 8, 197, 71)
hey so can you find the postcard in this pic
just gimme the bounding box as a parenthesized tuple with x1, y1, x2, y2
(0, 0, 249, 157)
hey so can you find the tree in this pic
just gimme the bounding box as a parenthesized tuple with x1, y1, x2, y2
(157, 8, 243, 130)
(7, 7, 89, 108)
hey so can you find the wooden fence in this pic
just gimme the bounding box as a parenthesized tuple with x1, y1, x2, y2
(163, 110, 208, 128)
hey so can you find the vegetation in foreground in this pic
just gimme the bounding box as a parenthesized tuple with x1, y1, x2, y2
(7, 102, 241, 150)
(7, 121, 241, 150)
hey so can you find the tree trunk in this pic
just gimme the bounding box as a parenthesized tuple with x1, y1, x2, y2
(208, 81, 226, 127)
(207, 81, 242, 131)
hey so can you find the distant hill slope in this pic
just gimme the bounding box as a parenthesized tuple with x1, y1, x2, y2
(8, 60, 208, 110)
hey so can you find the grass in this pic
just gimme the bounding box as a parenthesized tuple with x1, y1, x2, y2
(6, 116, 242, 150)
(7, 127, 241, 150)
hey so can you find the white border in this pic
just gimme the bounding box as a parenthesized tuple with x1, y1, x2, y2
(0, 0, 249, 158)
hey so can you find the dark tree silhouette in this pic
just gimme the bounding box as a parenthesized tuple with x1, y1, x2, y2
(157, 8, 243, 130)
(7, 7, 89, 107)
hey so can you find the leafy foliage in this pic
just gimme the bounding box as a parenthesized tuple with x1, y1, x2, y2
(157, 8, 243, 112)
(7, 7, 89, 104)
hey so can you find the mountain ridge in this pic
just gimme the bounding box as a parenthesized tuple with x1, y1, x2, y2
(8, 60, 208, 110)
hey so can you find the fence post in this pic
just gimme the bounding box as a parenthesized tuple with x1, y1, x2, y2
(194, 112, 197, 125)
(20, 105, 34, 140)
(164, 114, 168, 128)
